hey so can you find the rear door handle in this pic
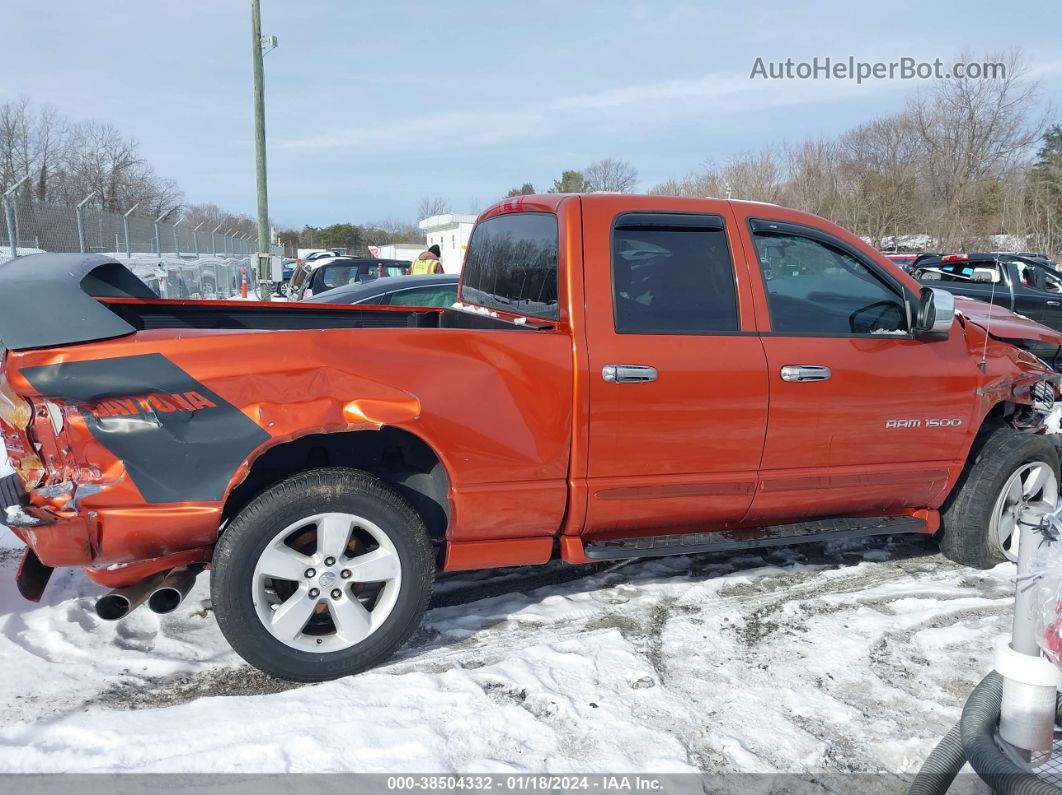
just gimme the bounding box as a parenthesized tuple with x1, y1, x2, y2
(602, 364, 658, 384)
(1047, 300, 1060, 306)
(780, 365, 831, 382)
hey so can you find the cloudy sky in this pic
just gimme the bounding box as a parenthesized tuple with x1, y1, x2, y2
(3, 0, 1060, 227)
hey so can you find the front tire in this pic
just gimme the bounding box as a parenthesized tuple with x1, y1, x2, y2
(211, 468, 434, 681)
(940, 428, 1059, 569)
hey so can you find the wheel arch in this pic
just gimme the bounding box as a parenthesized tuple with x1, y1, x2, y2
(944, 398, 1056, 509)
(222, 427, 452, 546)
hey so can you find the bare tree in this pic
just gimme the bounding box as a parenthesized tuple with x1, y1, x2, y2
(583, 158, 639, 192)
(909, 50, 1045, 248)
(31, 104, 67, 202)
(182, 203, 256, 238)
(417, 196, 451, 221)
(369, 216, 423, 242)
(50, 120, 183, 217)
(0, 97, 68, 201)
(781, 138, 842, 220)
(649, 162, 725, 197)
(834, 115, 921, 246)
(646, 51, 1055, 257)
(720, 151, 785, 203)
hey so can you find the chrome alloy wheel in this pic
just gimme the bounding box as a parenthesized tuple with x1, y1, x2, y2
(251, 513, 402, 652)
(990, 461, 1059, 562)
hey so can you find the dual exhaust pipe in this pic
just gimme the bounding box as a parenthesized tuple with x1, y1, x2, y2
(95, 567, 200, 621)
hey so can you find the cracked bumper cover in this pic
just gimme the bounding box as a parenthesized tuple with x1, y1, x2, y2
(3, 472, 97, 567)
(3, 474, 55, 602)
(1, 473, 27, 517)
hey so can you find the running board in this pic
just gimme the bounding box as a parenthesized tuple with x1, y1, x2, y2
(583, 516, 926, 561)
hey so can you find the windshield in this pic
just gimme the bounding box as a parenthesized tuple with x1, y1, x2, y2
(315, 263, 374, 291)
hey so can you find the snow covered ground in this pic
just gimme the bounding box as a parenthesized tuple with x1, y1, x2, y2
(0, 339, 1034, 780)
(0, 472, 1014, 779)
(0, 245, 46, 264)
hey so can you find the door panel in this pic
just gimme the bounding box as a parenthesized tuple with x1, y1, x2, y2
(739, 216, 979, 524)
(582, 201, 769, 537)
(749, 334, 978, 524)
(1018, 265, 1062, 329)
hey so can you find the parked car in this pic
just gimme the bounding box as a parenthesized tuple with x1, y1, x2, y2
(288, 256, 411, 301)
(1015, 252, 1060, 271)
(3, 194, 1062, 683)
(308, 274, 458, 307)
(881, 253, 919, 272)
(909, 252, 1062, 367)
(914, 253, 1062, 363)
(273, 258, 297, 297)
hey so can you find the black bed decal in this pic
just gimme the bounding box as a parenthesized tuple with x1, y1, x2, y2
(21, 354, 269, 504)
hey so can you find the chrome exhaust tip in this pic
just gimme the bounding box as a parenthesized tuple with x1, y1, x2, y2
(147, 568, 199, 615)
(95, 573, 167, 621)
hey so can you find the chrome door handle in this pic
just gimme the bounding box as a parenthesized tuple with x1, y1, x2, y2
(780, 365, 831, 382)
(1047, 300, 1060, 306)
(602, 364, 658, 383)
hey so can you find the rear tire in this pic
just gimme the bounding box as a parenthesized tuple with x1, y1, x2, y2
(211, 468, 434, 681)
(939, 428, 1059, 569)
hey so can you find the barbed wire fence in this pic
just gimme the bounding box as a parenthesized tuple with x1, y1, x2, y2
(0, 184, 283, 300)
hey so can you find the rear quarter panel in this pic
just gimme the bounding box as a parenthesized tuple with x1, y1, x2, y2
(8, 323, 574, 561)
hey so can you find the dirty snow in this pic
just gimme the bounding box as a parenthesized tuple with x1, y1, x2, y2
(0, 245, 46, 265)
(0, 512, 1016, 779)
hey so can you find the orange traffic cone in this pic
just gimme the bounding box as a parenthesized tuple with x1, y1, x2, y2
(241, 271, 248, 299)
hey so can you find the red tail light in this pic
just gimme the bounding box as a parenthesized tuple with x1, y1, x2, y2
(0, 373, 32, 431)
(941, 254, 968, 264)
(499, 196, 526, 214)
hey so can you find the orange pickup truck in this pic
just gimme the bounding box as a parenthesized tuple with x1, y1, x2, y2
(2, 193, 1061, 681)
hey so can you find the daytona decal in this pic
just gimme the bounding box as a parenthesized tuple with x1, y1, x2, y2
(84, 391, 217, 418)
(20, 354, 269, 504)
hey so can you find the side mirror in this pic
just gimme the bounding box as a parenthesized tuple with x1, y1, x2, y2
(914, 287, 955, 337)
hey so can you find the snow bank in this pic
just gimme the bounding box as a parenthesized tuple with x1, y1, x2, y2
(0, 246, 46, 265)
(0, 536, 1015, 775)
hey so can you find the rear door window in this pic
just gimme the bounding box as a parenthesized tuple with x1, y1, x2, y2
(461, 213, 559, 319)
(611, 213, 739, 333)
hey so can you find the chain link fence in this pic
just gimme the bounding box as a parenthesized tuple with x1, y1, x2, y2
(1, 191, 281, 300)
(124, 256, 261, 300)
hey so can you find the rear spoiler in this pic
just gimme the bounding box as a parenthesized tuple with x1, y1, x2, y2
(0, 253, 156, 350)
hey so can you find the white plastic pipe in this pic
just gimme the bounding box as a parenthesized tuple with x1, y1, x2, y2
(997, 503, 1062, 753)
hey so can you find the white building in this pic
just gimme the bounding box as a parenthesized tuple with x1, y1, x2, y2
(418, 213, 477, 273)
(372, 243, 425, 263)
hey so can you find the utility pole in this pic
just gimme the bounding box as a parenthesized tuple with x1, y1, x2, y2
(250, 0, 276, 300)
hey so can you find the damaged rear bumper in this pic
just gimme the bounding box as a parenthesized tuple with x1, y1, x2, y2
(1, 473, 29, 523)
(2, 474, 54, 601)
(4, 471, 217, 597)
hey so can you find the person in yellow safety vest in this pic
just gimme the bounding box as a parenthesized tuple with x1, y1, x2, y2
(410, 244, 445, 275)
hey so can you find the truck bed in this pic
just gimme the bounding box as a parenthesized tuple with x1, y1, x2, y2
(0, 254, 541, 351)
(102, 298, 542, 333)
